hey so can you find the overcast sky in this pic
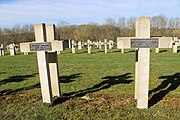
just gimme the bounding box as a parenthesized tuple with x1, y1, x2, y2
(0, 0, 180, 27)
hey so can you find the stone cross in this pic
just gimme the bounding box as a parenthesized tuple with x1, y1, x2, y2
(20, 23, 61, 104)
(104, 39, 107, 53)
(173, 37, 180, 53)
(95, 41, 99, 48)
(78, 41, 82, 50)
(108, 40, 113, 49)
(0, 44, 5, 56)
(117, 17, 175, 109)
(87, 40, 92, 54)
(98, 41, 102, 49)
(134, 17, 152, 109)
(68, 39, 71, 48)
(71, 40, 76, 53)
(9, 43, 16, 56)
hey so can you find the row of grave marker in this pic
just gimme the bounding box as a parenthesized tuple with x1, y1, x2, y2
(0, 43, 18, 56)
(71, 39, 114, 54)
(0, 37, 179, 56)
(71, 39, 179, 54)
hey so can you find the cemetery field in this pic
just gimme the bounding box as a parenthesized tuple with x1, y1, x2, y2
(0, 48, 180, 120)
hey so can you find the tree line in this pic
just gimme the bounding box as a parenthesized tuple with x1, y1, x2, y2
(0, 15, 180, 46)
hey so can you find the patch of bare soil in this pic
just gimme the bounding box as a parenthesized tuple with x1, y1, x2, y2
(64, 94, 136, 110)
(158, 97, 180, 110)
(0, 92, 41, 104)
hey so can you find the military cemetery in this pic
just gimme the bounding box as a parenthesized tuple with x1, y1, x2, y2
(0, 0, 180, 118)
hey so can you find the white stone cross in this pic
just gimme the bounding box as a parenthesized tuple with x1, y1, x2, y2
(87, 40, 92, 54)
(78, 41, 82, 50)
(71, 40, 76, 53)
(173, 37, 180, 53)
(117, 17, 173, 109)
(98, 41, 102, 49)
(104, 39, 108, 53)
(20, 23, 61, 104)
(0, 44, 5, 56)
(9, 43, 16, 56)
(108, 40, 114, 49)
(94, 41, 99, 48)
(68, 39, 71, 48)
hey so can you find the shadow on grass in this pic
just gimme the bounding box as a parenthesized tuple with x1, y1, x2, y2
(178, 50, 180, 53)
(124, 50, 135, 53)
(0, 83, 40, 96)
(53, 73, 133, 105)
(114, 50, 121, 53)
(148, 73, 180, 108)
(0, 73, 37, 85)
(59, 73, 82, 83)
(0, 72, 6, 75)
(91, 50, 105, 54)
(159, 50, 167, 53)
(77, 51, 88, 54)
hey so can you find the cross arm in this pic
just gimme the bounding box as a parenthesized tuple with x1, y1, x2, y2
(20, 40, 62, 52)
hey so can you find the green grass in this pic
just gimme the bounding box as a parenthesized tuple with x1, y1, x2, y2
(0, 48, 180, 120)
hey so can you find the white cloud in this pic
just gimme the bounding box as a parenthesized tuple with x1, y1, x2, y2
(0, 0, 180, 27)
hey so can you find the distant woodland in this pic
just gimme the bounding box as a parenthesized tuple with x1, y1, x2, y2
(0, 15, 180, 46)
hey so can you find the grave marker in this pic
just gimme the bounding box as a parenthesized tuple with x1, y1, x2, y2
(71, 40, 76, 53)
(0, 44, 4, 56)
(108, 40, 113, 49)
(135, 17, 151, 109)
(78, 41, 82, 50)
(87, 40, 92, 54)
(95, 41, 99, 48)
(20, 23, 61, 104)
(117, 18, 173, 109)
(99, 41, 102, 49)
(9, 43, 16, 56)
(69, 39, 71, 48)
(104, 39, 107, 53)
(173, 37, 179, 53)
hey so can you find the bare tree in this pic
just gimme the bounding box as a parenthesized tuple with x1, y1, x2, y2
(105, 17, 116, 26)
(117, 17, 126, 28)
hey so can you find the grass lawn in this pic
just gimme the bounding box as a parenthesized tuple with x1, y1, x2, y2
(0, 48, 180, 120)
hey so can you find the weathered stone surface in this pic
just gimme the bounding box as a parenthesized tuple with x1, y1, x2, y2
(34, 23, 53, 104)
(117, 37, 134, 49)
(135, 17, 150, 109)
(152, 37, 172, 48)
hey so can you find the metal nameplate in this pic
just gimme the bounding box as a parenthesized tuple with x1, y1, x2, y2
(30, 42, 52, 51)
(131, 38, 159, 48)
